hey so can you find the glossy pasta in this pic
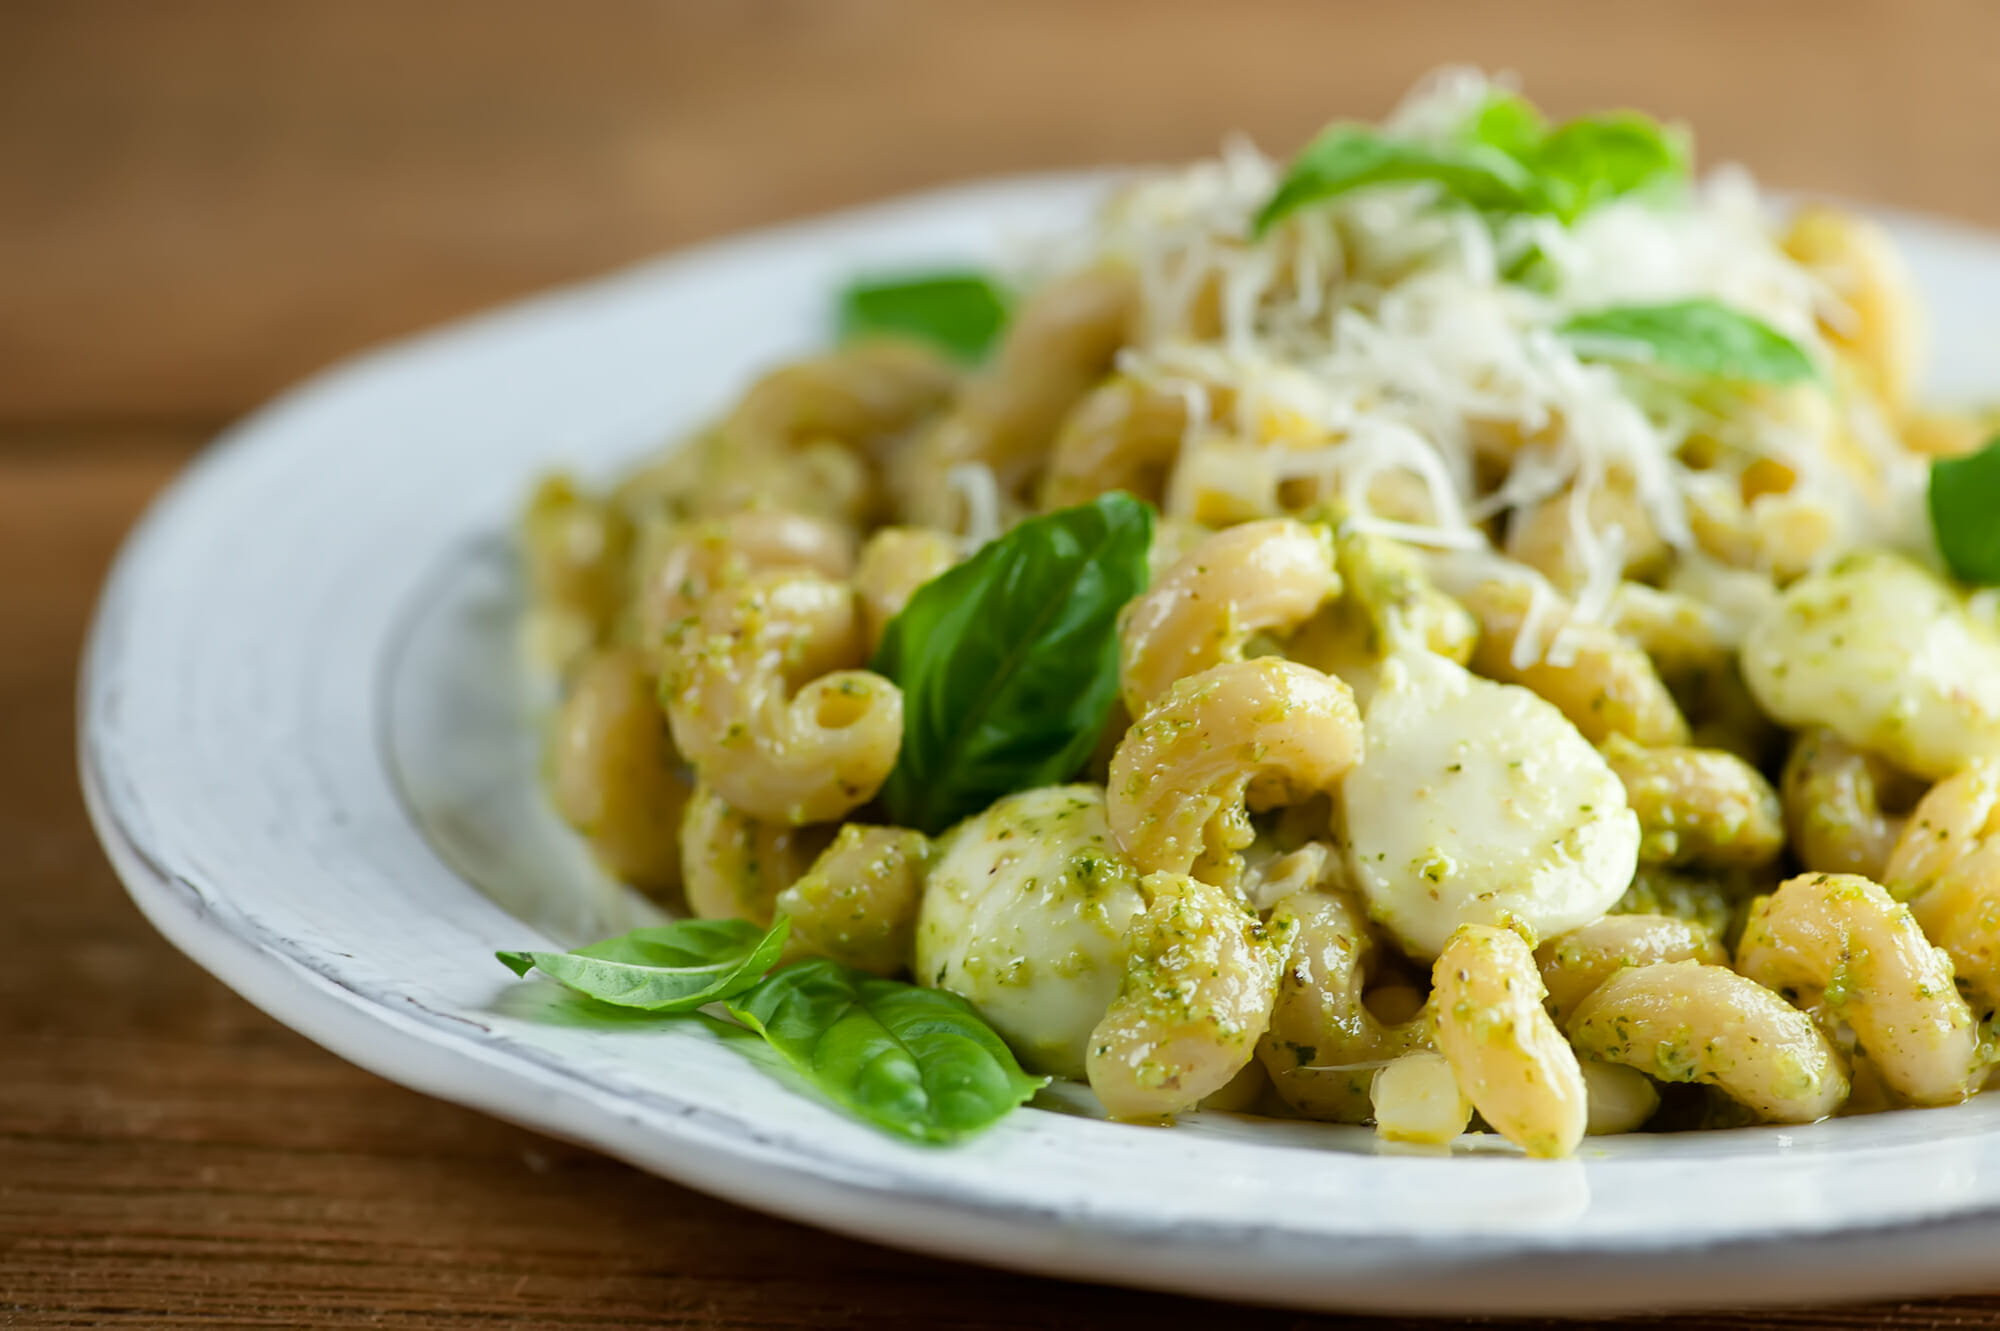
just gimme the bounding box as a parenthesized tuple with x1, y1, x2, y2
(518, 68, 2000, 1157)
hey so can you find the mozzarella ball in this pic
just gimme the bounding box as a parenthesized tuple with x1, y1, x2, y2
(915, 785, 1146, 1079)
(1342, 651, 1640, 959)
(1742, 551, 2000, 780)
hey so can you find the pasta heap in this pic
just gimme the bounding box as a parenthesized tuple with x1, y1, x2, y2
(519, 70, 2000, 1156)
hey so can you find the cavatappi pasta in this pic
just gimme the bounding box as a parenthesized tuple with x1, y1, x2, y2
(518, 69, 2000, 1156)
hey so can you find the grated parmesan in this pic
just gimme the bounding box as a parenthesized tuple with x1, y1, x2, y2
(1078, 69, 1923, 658)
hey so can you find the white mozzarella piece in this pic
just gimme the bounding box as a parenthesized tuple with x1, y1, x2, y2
(914, 785, 1146, 1080)
(1342, 651, 1639, 958)
(1742, 552, 2000, 780)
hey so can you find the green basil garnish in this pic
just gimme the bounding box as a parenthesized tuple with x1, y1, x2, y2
(1252, 127, 1542, 237)
(1931, 436, 2000, 585)
(1459, 91, 1548, 162)
(837, 271, 1009, 362)
(726, 959, 1045, 1144)
(1558, 299, 1817, 384)
(1254, 93, 1686, 236)
(497, 917, 789, 1012)
(1528, 112, 1688, 223)
(870, 492, 1154, 834)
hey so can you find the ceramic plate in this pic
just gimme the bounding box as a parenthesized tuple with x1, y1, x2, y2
(81, 173, 2000, 1315)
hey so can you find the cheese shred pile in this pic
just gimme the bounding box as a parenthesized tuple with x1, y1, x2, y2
(1072, 68, 1930, 662)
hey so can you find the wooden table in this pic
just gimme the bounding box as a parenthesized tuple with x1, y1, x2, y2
(8, 4, 2000, 1326)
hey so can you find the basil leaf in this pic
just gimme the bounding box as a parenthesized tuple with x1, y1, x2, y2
(1931, 437, 2000, 584)
(1559, 299, 1817, 384)
(1252, 125, 1543, 236)
(1459, 91, 1548, 162)
(870, 492, 1153, 834)
(1531, 112, 1688, 222)
(1257, 97, 1687, 236)
(725, 960, 1045, 1144)
(496, 917, 790, 1012)
(837, 271, 1009, 362)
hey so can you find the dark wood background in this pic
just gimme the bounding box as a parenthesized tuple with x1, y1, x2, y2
(8, 3, 2000, 1326)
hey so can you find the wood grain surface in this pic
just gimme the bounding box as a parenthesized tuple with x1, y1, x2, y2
(7, 2, 2000, 1326)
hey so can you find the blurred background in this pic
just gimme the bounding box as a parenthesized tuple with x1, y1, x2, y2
(8, 0, 2000, 428)
(10, 3, 2000, 1325)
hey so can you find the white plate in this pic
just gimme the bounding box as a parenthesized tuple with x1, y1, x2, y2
(81, 172, 2000, 1315)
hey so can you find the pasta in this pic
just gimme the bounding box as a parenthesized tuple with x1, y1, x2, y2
(662, 571, 903, 825)
(1736, 872, 1978, 1106)
(547, 646, 691, 895)
(516, 68, 2000, 1157)
(1106, 658, 1363, 887)
(1257, 887, 1430, 1121)
(1086, 870, 1289, 1120)
(679, 781, 831, 925)
(1431, 924, 1587, 1159)
(1116, 518, 1342, 714)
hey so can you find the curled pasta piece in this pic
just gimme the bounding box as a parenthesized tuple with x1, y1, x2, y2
(1504, 474, 1668, 595)
(630, 511, 856, 644)
(1107, 658, 1363, 886)
(1086, 871, 1289, 1121)
(1736, 872, 1978, 1106)
(679, 782, 831, 925)
(1040, 376, 1190, 511)
(520, 474, 632, 675)
(1685, 473, 1841, 587)
(1783, 727, 1917, 879)
(1784, 204, 1924, 413)
(903, 267, 1138, 526)
(1432, 924, 1588, 1159)
(723, 338, 960, 456)
(663, 571, 903, 825)
(775, 824, 930, 976)
(1461, 580, 1690, 747)
(1255, 888, 1429, 1122)
(1599, 735, 1784, 869)
(546, 647, 693, 896)
(853, 526, 958, 654)
(1117, 518, 1341, 715)
(1371, 1050, 1472, 1147)
(1536, 913, 1728, 1025)
(698, 438, 877, 529)
(699, 341, 960, 525)
(1885, 760, 2000, 1010)
(1606, 582, 1736, 682)
(1567, 961, 1848, 1123)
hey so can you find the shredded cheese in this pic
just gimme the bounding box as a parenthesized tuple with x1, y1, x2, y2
(1079, 69, 1918, 659)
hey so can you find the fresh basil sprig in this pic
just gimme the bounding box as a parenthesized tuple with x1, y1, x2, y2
(1528, 112, 1689, 223)
(837, 271, 1010, 363)
(497, 917, 789, 1012)
(1558, 299, 1817, 385)
(1254, 92, 1686, 236)
(870, 492, 1154, 835)
(498, 923, 1044, 1143)
(1931, 436, 2000, 585)
(726, 959, 1046, 1144)
(1251, 128, 1542, 237)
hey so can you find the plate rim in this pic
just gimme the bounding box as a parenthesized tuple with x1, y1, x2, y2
(76, 169, 2000, 1314)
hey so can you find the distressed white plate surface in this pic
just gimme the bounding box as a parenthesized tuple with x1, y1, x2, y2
(81, 173, 2000, 1315)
